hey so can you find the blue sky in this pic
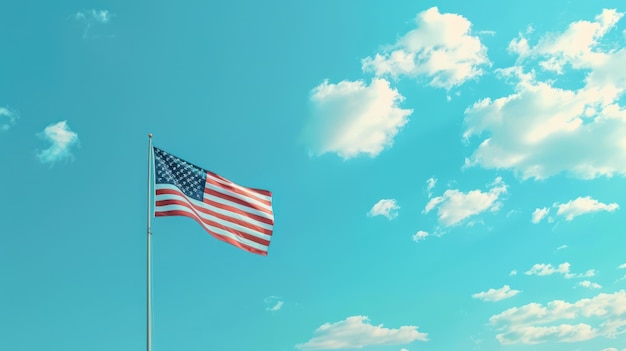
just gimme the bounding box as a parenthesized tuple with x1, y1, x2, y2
(1, 1, 626, 350)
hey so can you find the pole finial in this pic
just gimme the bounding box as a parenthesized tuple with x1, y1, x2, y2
(148, 133, 153, 139)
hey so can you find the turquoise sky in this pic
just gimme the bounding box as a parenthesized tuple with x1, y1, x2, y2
(2, 1, 626, 350)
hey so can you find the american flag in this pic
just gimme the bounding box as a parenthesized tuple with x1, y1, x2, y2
(153, 147, 274, 255)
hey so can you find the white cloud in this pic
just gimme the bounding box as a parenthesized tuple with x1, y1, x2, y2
(0, 106, 18, 131)
(579, 281, 602, 289)
(524, 262, 595, 279)
(489, 290, 626, 344)
(619, 263, 626, 269)
(510, 9, 623, 73)
(426, 177, 437, 197)
(472, 285, 520, 302)
(362, 7, 490, 89)
(302, 79, 412, 159)
(296, 316, 428, 350)
(556, 245, 568, 251)
(36, 121, 79, 164)
(75, 9, 111, 23)
(531, 207, 550, 223)
(510, 270, 518, 276)
(368, 199, 400, 220)
(532, 197, 618, 223)
(464, 10, 626, 180)
(264, 296, 284, 312)
(412, 231, 429, 243)
(74, 9, 113, 38)
(424, 177, 507, 227)
(555, 196, 619, 221)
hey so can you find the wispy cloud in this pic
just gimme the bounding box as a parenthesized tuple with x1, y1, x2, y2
(264, 296, 284, 312)
(296, 316, 428, 350)
(74, 9, 113, 38)
(489, 290, 626, 344)
(424, 177, 507, 227)
(472, 285, 520, 302)
(362, 7, 490, 90)
(0, 106, 18, 131)
(531, 207, 550, 223)
(36, 121, 79, 164)
(524, 262, 595, 279)
(302, 79, 412, 159)
(619, 263, 626, 269)
(510, 270, 518, 276)
(368, 199, 400, 220)
(426, 177, 437, 198)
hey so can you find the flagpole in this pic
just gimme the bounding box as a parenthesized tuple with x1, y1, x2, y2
(147, 133, 153, 351)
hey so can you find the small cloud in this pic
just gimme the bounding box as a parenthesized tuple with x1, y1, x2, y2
(424, 177, 507, 227)
(368, 199, 400, 220)
(619, 263, 626, 269)
(524, 262, 595, 279)
(296, 316, 428, 350)
(412, 230, 429, 243)
(74, 9, 113, 38)
(0, 106, 18, 131)
(264, 296, 284, 312)
(555, 197, 619, 221)
(531, 207, 550, 223)
(426, 177, 437, 197)
(302, 79, 412, 159)
(578, 280, 602, 289)
(556, 245, 568, 251)
(510, 270, 518, 276)
(36, 121, 79, 164)
(472, 285, 520, 302)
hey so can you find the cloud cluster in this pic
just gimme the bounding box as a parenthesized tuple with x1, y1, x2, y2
(424, 177, 507, 227)
(489, 290, 626, 344)
(304, 7, 489, 159)
(36, 121, 80, 164)
(296, 316, 428, 350)
(464, 9, 626, 180)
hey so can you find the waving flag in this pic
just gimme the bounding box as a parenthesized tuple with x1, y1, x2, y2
(153, 147, 274, 255)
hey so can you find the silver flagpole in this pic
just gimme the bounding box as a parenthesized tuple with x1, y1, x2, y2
(147, 133, 153, 351)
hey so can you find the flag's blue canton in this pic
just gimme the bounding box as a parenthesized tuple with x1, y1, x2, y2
(154, 147, 206, 201)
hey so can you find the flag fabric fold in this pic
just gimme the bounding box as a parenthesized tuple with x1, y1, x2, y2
(153, 147, 274, 255)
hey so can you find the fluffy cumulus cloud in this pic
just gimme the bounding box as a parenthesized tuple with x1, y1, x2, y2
(362, 7, 490, 89)
(532, 196, 619, 223)
(368, 199, 400, 220)
(296, 316, 428, 350)
(464, 9, 626, 180)
(472, 285, 520, 302)
(302, 79, 412, 159)
(424, 177, 507, 227)
(36, 121, 79, 164)
(489, 290, 626, 345)
(264, 296, 284, 312)
(524, 262, 595, 279)
(0, 106, 18, 131)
